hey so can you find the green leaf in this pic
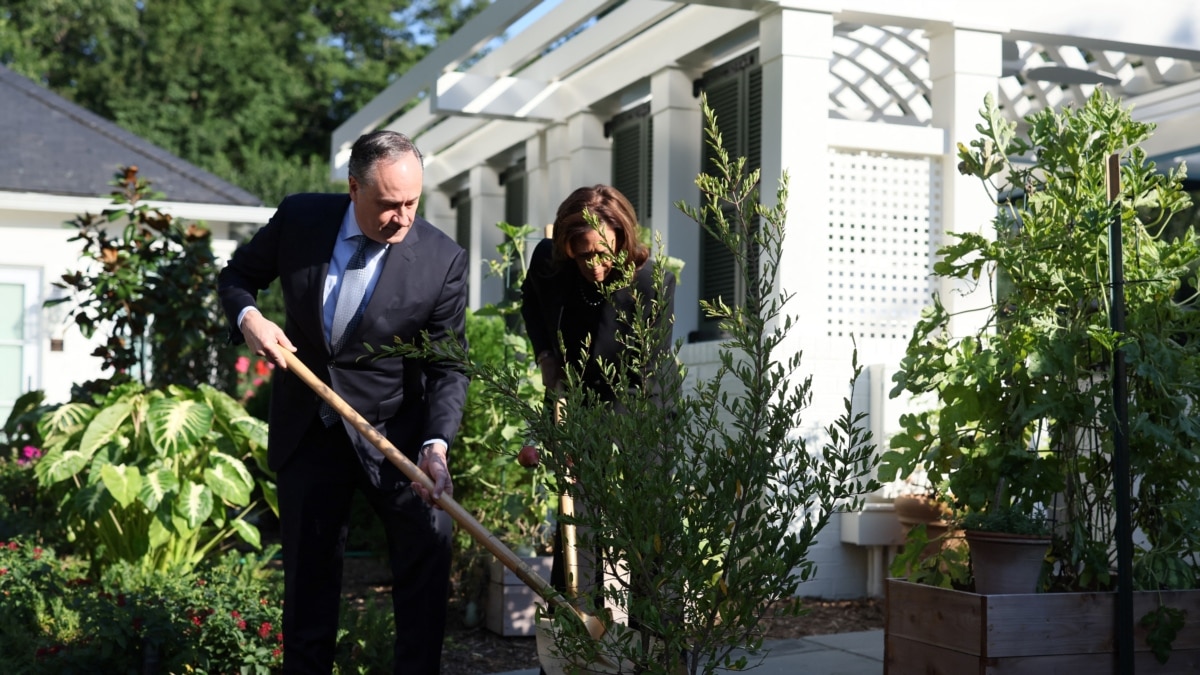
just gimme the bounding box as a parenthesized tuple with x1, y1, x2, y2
(204, 453, 254, 504)
(73, 482, 115, 519)
(230, 518, 262, 550)
(38, 402, 96, 444)
(147, 398, 213, 457)
(232, 416, 269, 453)
(148, 513, 172, 549)
(100, 463, 143, 508)
(34, 448, 88, 484)
(139, 469, 179, 511)
(80, 400, 134, 459)
(174, 481, 213, 530)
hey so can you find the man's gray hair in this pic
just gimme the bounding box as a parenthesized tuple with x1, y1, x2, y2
(348, 131, 424, 185)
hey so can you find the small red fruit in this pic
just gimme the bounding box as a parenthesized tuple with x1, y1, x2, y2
(517, 445, 540, 468)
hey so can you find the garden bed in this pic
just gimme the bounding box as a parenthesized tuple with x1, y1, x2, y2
(886, 579, 1200, 674)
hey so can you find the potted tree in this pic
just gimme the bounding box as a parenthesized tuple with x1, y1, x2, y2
(880, 90, 1200, 672)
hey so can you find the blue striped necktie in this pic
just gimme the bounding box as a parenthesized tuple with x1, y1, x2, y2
(321, 234, 381, 427)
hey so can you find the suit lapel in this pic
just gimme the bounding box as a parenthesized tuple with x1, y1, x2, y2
(302, 195, 347, 354)
(356, 218, 422, 341)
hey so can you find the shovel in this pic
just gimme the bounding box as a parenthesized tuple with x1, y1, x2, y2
(279, 350, 620, 672)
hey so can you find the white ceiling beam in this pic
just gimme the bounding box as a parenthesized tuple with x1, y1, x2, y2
(417, 1, 685, 163)
(433, 72, 579, 121)
(381, 0, 619, 144)
(330, 0, 545, 178)
(427, 3, 760, 184)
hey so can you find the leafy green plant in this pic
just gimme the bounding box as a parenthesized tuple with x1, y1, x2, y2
(958, 508, 1051, 537)
(33, 381, 275, 575)
(380, 96, 878, 674)
(48, 166, 239, 399)
(885, 90, 1200, 593)
(0, 537, 285, 673)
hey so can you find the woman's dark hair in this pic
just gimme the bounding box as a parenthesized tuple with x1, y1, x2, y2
(551, 184, 649, 269)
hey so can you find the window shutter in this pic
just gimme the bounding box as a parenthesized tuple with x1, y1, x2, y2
(696, 54, 762, 336)
(699, 73, 743, 320)
(608, 102, 652, 228)
(454, 189, 471, 250)
(503, 163, 526, 228)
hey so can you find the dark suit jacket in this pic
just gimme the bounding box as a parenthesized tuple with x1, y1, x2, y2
(520, 238, 675, 405)
(218, 193, 469, 484)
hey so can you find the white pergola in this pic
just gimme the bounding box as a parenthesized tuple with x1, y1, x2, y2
(330, 0, 1200, 598)
(333, 0, 1200, 185)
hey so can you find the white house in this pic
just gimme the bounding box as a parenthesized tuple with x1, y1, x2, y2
(0, 64, 275, 418)
(330, 0, 1200, 598)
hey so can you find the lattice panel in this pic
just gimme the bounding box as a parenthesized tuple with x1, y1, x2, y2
(826, 150, 942, 343)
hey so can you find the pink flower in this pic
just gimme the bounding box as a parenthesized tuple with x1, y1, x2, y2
(22, 446, 42, 460)
(235, 356, 250, 374)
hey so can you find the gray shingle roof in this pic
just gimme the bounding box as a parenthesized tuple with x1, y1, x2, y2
(0, 64, 262, 206)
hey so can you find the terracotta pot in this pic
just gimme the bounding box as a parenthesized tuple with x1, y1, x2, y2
(893, 494, 957, 565)
(893, 494, 949, 527)
(964, 529, 1051, 594)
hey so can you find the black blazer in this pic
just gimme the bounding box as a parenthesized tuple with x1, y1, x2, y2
(218, 193, 469, 483)
(520, 238, 675, 404)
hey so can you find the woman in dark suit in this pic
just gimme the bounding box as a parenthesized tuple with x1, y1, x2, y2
(521, 184, 676, 404)
(520, 184, 676, 646)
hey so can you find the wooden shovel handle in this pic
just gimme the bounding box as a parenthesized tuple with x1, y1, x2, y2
(280, 350, 585, 623)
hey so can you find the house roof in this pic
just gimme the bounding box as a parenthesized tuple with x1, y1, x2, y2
(0, 64, 262, 206)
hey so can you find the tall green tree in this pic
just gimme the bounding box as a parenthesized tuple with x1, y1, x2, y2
(0, 0, 484, 204)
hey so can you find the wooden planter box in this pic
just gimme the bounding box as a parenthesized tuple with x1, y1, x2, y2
(886, 579, 1200, 674)
(486, 555, 552, 637)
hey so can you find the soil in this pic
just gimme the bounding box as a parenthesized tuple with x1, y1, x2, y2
(341, 557, 885, 675)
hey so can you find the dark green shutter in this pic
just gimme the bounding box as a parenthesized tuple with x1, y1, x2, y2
(608, 102, 653, 228)
(698, 54, 762, 333)
(503, 163, 526, 228)
(454, 189, 471, 250)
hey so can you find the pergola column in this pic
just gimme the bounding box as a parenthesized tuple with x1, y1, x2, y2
(566, 111, 610, 189)
(928, 28, 1002, 336)
(759, 7, 833, 342)
(467, 164, 505, 308)
(423, 187, 456, 241)
(651, 66, 702, 333)
(524, 131, 553, 235)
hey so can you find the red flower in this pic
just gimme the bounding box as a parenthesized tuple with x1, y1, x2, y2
(117, 593, 126, 607)
(275, 632, 283, 643)
(258, 622, 272, 639)
(191, 615, 203, 627)
(272, 648, 282, 658)
(32, 547, 42, 559)
(260, 597, 269, 606)
(255, 359, 272, 376)
(0, 568, 7, 576)
(230, 610, 240, 618)
(7, 541, 17, 550)
(237, 619, 247, 630)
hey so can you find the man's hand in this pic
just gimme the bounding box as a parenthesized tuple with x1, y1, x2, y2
(413, 442, 452, 507)
(241, 310, 297, 368)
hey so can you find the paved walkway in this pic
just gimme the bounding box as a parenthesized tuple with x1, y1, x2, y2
(489, 629, 884, 675)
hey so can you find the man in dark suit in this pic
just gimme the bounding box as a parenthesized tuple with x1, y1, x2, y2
(218, 130, 468, 674)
